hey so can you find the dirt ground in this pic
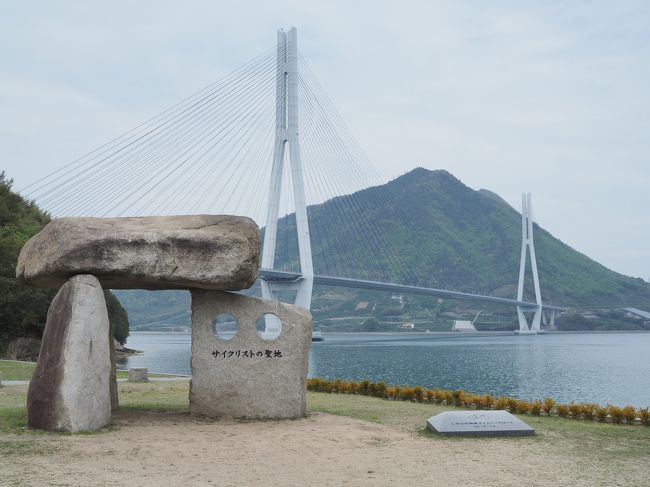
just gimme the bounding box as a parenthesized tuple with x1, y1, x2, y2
(2, 410, 647, 487)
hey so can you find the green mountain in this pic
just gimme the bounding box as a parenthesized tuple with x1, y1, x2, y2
(114, 168, 650, 333)
(273, 167, 650, 308)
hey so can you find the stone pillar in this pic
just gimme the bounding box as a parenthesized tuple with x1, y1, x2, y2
(27, 275, 112, 432)
(109, 336, 119, 411)
(190, 290, 312, 419)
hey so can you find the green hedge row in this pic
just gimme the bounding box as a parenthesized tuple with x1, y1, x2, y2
(307, 378, 650, 426)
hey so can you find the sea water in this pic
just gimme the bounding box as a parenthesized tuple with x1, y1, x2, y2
(121, 331, 650, 407)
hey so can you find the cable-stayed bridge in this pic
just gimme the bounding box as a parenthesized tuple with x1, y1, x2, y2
(19, 27, 565, 334)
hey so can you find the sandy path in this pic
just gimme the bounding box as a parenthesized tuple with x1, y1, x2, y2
(2, 411, 646, 486)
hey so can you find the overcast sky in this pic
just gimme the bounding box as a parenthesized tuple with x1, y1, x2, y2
(1, 1, 649, 280)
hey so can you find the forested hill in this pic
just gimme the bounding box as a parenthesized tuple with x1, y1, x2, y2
(272, 167, 650, 308)
(0, 172, 129, 357)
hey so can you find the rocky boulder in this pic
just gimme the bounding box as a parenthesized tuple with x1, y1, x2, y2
(16, 215, 259, 290)
(27, 274, 112, 432)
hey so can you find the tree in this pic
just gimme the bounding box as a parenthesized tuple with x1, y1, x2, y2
(0, 172, 129, 353)
(362, 317, 380, 332)
(105, 291, 129, 345)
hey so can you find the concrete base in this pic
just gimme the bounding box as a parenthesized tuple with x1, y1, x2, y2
(190, 290, 312, 419)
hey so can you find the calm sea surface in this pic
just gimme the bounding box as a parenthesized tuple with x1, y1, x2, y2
(122, 331, 650, 408)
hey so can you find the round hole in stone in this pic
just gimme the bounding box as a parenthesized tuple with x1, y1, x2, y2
(255, 313, 282, 340)
(213, 313, 238, 341)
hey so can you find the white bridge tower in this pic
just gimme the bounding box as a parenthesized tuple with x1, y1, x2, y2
(517, 193, 543, 333)
(260, 27, 314, 321)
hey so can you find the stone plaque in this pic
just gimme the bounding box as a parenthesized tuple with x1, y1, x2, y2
(427, 410, 535, 436)
(190, 290, 312, 419)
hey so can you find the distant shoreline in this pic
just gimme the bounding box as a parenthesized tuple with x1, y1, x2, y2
(128, 329, 650, 336)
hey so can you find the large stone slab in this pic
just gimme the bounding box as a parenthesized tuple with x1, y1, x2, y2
(27, 274, 112, 432)
(16, 215, 259, 290)
(190, 290, 312, 419)
(427, 410, 535, 436)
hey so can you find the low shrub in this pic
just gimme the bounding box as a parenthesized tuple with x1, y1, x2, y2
(542, 398, 556, 415)
(373, 381, 387, 398)
(515, 400, 532, 414)
(581, 404, 596, 421)
(506, 397, 519, 412)
(305, 378, 648, 427)
(595, 406, 609, 422)
(608, 405, 624, 424)
(332, 379, 349, 394)
(530, 400, 542, 416)
(433, 389, 446, 404)
(413, 386, 424, 402)
(359, 380, 370, 395)
(401, 386, 416, 402)
(451, 390, 463, 406)
(622, 406, 637, 424)
(495, 397, 510, 410)
(424, 389, 435, 403)
(443, 390, 455, 405)
(568, 403, 583, 419)
(556, 404, 570, 417)
(638, 407, 650, 426)
(476, 395, 494, 410)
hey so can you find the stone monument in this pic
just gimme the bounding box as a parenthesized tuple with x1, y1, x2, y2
(426, 410, 535, 436)
(190, 290, 311, 419)
(27, 274, 112, 433)
(17, 214, 310, 432)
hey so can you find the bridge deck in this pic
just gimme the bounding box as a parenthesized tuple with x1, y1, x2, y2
(623, 307, 650, 319)
(259, 269, 567, 311)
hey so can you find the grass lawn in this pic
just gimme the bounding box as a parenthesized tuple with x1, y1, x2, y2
(2, 382, 650, 485)
(2, 380, 650, 462)
(0, 360, 181, 381)
(0, 360, 36, 381)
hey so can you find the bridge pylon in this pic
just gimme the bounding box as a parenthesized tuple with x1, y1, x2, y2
(260, 27, 314, 320)
(516, 193, 543, 333)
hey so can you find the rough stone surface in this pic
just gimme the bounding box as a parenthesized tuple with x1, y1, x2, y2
(128, 368, 149, 382)
(190, 290, 312, 419)
(109, 337, 119, 411)
(27, 275, 112, 432)
(426, 410, 535, 436)
(16, 215, 259, 290)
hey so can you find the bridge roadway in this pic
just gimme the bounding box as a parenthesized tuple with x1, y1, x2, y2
(259, 269, 568, 311)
